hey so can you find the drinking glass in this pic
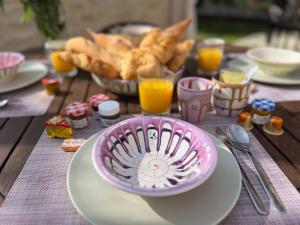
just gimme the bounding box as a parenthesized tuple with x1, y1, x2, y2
(197, 38, 225, 76)
(138, 70, 175, 115)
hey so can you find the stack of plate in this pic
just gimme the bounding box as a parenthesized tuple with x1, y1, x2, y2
(228, 48, 300, 85)
(67, 117, 242, 225)
(0, 60, 48, 94)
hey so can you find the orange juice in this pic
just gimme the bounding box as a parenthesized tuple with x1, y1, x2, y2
(139, 79, 174, 114)
(50, 51, 74, 72)
(198, 47, 223, 71)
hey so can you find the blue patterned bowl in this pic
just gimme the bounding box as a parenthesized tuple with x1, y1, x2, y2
(92, 116, 218, 197)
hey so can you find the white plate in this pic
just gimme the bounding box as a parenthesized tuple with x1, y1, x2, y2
(227, 57, 300, 85)
(67, 131, 242, 225)
(0, 61, 48, 94)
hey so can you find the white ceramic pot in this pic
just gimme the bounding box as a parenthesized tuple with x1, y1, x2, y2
(212, 79, 251, 117)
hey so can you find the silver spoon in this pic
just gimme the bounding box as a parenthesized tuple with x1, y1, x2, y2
(227, 124, 286, 213)
(215, 127, 269, 215)
(242, 65, 258, 84)
(0, 99, 8, 108)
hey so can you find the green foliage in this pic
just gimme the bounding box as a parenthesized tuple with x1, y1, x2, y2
(197, 18, 266, 43)
(1, 0, 64, 39)
(0, 0, 4, 10)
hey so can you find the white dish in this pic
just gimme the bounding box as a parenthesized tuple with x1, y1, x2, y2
(247, 47, 300, 76)
(0, 61, 48, 94)
(227, 57, 300, 85)
(67, 131, 242, 225)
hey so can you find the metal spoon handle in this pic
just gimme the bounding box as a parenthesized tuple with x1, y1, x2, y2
(223, 142, 268, 215)
(248, 152, 286, 213)
(240, 167, 269, 215)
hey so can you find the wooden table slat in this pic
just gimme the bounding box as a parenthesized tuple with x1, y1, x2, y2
(0, 117, 32, 173)
(46, 76, 74, 115)
(59, 71, 90, 113)
(256, 125, 300, 172)
(0, 119, 7, 130)
(0, 117, 46, 195)
(277, 102, 300, 142)
(252, 127, 300, 189)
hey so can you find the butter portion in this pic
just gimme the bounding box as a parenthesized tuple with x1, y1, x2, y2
(220, 70, 245, 84)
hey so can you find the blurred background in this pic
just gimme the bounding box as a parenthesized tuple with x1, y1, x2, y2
(0, 0, 299, 51)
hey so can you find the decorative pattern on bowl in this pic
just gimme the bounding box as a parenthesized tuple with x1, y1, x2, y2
(92, 116, 218, 197)
(0, 52, 25, 84)
(212, 79, 251, 117)
(91, 66, 184, 97)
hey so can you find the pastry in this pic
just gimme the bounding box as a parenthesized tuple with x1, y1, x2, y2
(163, 19, 192, 42)
(120, 49, 161, 80)
(57, 19, 193, 80)
(167, 39, 195, 72)
(88, 30, 134, 57)
(58, 51, 120, 78)
(139, 28, 176, 64)
(140, 19, 191, 64)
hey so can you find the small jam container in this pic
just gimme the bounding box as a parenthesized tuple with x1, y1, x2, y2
(237, 111, 253, 130)
(41, 78, 60, 95)
(263, 116, 284, 136)
(65, 101, 89, 129)
(88, 94, 109, 119)
(251, 98, 275, 125)
(98, 100, 120, 127)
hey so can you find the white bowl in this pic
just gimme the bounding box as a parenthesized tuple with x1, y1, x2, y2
(247, 47, 300, 76)
(0, 52, 25, 84)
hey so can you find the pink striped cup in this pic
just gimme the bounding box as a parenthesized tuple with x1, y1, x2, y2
(177, 77, 213, 124)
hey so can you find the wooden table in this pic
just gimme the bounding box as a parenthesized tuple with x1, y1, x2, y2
(0, 46, 299, 206)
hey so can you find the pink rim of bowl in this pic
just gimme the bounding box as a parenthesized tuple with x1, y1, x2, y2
(92, 116, 218, 197)
(178, 77, 213, 93)
(0, 52, 25, 70)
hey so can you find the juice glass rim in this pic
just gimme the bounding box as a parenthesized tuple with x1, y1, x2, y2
(201, 38, 225, 46)
(137, 68, 176, 83)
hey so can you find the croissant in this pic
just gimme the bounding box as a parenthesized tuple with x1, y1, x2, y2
(139, 19, 191, 64)
(63, 37, 120, 78)
(163, 19, 192, 42)
(167, 39, 195, 72)
(139, 28, 176, 64)
(58, 51, 120, 78)
(88, 30, 134, 58)
(119, 49, 161, 80)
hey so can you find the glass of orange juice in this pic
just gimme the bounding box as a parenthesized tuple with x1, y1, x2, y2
(138, 70, 175, 115)
(197, 38, 225, 76)
(50, 51, 77, 77)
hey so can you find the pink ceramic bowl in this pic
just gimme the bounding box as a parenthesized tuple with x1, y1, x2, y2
(0, 52, 25, 84)
(92, 116, 218, 197)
